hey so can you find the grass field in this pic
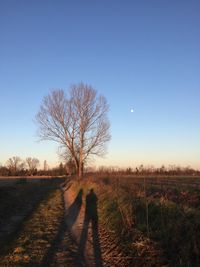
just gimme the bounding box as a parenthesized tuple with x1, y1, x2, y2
(75, 175, 200, 266)
(0, 177, 65, 266)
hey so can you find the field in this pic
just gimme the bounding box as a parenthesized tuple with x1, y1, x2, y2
(74, 175, 200, 266)
(0, 175, 200, 266)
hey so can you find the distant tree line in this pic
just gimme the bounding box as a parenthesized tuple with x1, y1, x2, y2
(1, 158, 199, 177)
(87, 164, 200, 176)
(0, 156, 73, 177)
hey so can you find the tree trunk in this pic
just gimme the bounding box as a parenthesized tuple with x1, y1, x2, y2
(74, 157, 80, 177)
(78, 162, 83, 178)
(79, 129, 84, 178)
(78, 146, 83, 178)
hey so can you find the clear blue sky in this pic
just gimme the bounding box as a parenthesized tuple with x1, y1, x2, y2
(0, 0, 200, 169)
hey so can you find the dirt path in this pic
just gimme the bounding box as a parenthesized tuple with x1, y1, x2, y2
(48, 182, 129, 267)
(48, 185, 103, 267)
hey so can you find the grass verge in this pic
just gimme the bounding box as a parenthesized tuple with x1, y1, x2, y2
(0, 185, 64, 267)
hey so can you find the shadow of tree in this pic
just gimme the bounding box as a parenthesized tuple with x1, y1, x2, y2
(77, 189, 103, 267)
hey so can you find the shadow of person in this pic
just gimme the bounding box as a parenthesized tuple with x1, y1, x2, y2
(65, 188, 83, 229)
(77, 189, 103, 267)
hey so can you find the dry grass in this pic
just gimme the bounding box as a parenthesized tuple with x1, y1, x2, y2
(72, 176, 200, 267)
(0, 181, 65, 267)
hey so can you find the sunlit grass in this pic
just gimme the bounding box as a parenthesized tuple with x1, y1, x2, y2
(72, 176, 200, 266)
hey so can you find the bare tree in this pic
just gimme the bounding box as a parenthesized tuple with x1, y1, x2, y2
(26, 157, 40, 175)
(6, 156, 22, 174)
(36, 83, 111, 177)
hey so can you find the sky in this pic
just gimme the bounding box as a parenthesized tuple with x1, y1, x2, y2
(0, 0, 200, 169)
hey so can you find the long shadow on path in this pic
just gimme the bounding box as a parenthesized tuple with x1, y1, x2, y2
(42, 188, 85, 267)
(77, 189, 103, 267)
(65, 189, 83, 229)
